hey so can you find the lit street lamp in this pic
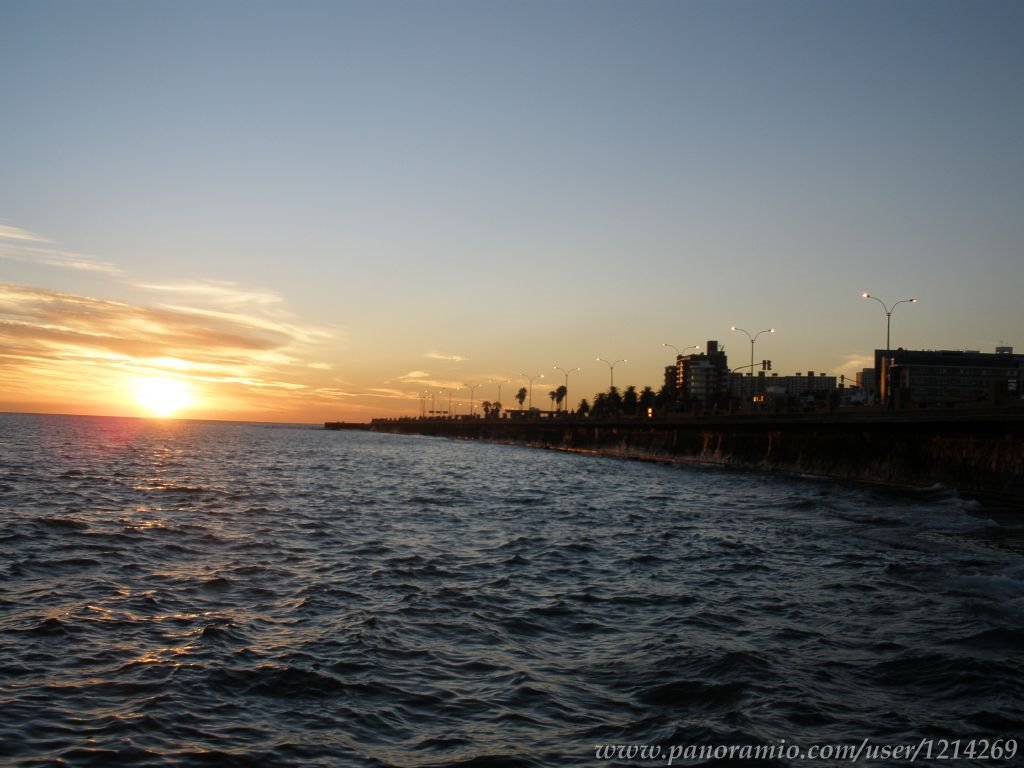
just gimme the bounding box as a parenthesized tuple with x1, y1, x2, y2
(596, 357, 626, 390)
(662, 342, 700, 358)
(519, 372, 544, 410)
(862, 292, 917, 404)
(730, 326, 775, 375)
(553, 366, 580, 412)
(861, 292, 917, 353)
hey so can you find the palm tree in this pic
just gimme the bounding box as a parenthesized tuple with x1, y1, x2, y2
(607, 386, 623, 416)
(481, 401, 492, 417)
(515, 387, 527, 411)
(549, 390, 557, 411)
(555, 385, 567, 412)
(623, 385, 639, 416)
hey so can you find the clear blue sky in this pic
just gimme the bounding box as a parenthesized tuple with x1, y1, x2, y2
(2, 0, 1022, 420)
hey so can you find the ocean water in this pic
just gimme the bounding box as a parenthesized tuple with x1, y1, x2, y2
(1, 413, 1022, 768)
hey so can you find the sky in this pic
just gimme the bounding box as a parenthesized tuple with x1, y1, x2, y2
(2, 0, 1022, 422)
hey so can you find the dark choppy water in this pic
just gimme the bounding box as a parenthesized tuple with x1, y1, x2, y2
(1, 413, 1023, 767)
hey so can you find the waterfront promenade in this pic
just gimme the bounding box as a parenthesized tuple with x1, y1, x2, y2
(344, 405, 1024, 508)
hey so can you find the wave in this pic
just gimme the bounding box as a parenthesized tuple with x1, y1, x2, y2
(2, 414, 1022, 768)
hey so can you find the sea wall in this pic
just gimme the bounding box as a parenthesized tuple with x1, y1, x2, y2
(368, 409, 1024, 506)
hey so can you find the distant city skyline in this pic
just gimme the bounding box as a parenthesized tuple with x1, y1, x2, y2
(2, 0, 1021, 421)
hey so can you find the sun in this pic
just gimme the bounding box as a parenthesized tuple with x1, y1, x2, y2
(130, 376, 194, 418)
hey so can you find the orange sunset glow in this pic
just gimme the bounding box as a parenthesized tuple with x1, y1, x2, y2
(0, 280, 350, 422)
(2, 2, 1020, 425)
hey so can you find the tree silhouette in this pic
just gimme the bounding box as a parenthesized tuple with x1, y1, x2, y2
(639, 386, 657, 415)
(623, 385, 638, 416)
(577, 398, 591, 417)
(656, 383, 675, 408)
(515, 387, 527, 410)
(607, 386, 623, 415)
(555, 385, 567, 412)
(549, 390, 557, 411)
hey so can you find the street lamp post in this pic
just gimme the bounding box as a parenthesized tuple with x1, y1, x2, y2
(519, 372, 544, 410)
(862, 292, 917, 404)
(553, 366, 580, 413)
(596, 358, 626, 390)
(861, 293, 917, 353)
(663, 344, 699, 404)
(465, 384, 479, 417)
(662, 342, 700, 358)
(730, 326, 775, 376)
(492, 378, 510, 411)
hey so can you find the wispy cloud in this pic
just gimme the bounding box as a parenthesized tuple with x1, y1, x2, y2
(367, 387, 417, 400)
(425, 352, 467, 362)
(0, 224, 120, 274)
(0, 225, 50, 244)
(312, 387, 360, 400)
(395, 370, 464, 390)
(137, 280, 334, 346)
(155, 303, 332, 346)
(137, 280, 283, 307)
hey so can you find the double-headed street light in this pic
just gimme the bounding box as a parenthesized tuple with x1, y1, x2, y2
(663, 342, 700, 358)
(519, 372, 544, 410)
(862, 292, 917, 405)
(861, 293, 917, 353)
(730, 326, 775, 375)
(553, 366, 580, 412)
(596, 357, 626, 390)
(439, 387, 460, 417)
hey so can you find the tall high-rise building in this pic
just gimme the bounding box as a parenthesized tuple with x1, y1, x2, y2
(675, 340, 730, 406)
